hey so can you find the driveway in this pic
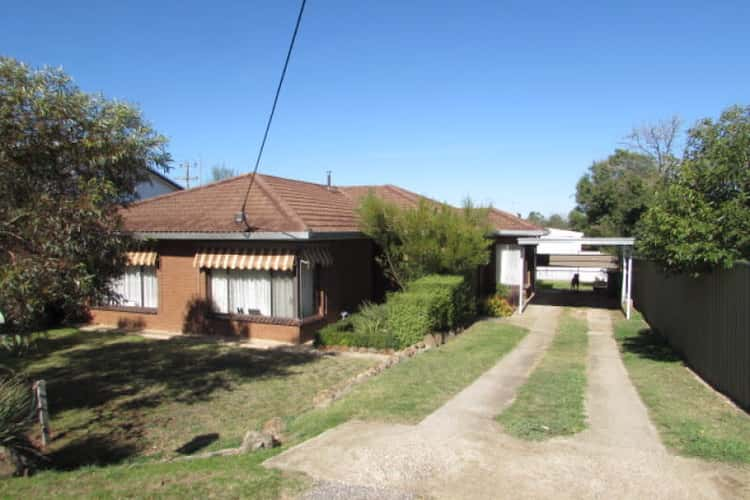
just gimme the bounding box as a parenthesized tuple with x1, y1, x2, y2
(266, 305, 748, 499)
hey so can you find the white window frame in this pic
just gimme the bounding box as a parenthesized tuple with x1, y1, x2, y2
(110, 265, 158, 310)
(209, 269, 299, 319)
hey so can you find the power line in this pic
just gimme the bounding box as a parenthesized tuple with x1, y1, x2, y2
(238, 0, 307, 229)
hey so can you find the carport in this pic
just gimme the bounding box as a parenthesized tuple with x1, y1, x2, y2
(516, 237, 636, 318)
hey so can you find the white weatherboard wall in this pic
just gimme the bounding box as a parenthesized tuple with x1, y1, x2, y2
(536, 267, 607, 283)
(536, 227, 607, 283)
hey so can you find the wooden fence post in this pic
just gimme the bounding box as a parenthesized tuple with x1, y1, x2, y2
(33, 380, 50, 448)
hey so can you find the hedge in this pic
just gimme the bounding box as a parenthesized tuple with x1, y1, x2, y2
(315, 274, 475, 350)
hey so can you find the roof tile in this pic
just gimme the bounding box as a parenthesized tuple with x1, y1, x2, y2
(120, 173, 540, 234)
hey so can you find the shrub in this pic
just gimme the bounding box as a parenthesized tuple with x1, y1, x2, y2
(482, 294, 514, 317)
(316, 313, 399, 350)
(407, 274, 475, 330)
(350, 302, 389, 337)
(496, 284, 511, 300)
(316, 274, 477, 350)
(0, 376, 40, 475)
(385, 291, 435, 348)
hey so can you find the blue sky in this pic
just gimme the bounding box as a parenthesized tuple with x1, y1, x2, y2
(2, 1, 748, 216)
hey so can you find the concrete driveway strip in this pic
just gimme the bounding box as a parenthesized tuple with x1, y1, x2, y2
(266, 305, 561, 494)
(267, 305, 748, 499)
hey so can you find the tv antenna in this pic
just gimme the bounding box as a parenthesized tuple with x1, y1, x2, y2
(177, 161, 199, 189)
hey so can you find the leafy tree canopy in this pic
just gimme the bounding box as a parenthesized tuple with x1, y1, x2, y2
(525, 211, 569, 229)
(570, 149, 660, 236)
(358, 193, 491, 289)
(637, 105, 750, 274)
(0, 58, 171, 345)
(211, 164, 236, 182)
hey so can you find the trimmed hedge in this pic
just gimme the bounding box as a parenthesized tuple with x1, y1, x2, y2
(315, 274, 475, 350)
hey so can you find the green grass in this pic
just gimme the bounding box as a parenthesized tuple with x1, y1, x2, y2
(288, 320, 527, 441)
(615, 314, 750, 464)
(497, 309, 588, 440)
(537, 280, 594, 292)
(0, 327, 375, 472)
(0, 449, 307, 499)
(1, 320, 527, 497)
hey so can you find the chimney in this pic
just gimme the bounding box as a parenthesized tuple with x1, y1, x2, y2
(326, 170, 332, 190)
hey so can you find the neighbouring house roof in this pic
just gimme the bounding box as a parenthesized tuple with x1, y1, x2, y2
(121, 173, 541, 238)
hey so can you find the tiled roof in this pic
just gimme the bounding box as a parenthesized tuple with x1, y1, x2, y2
(121, 173, 540, 235)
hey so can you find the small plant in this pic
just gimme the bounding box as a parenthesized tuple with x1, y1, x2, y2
(0, 332, 36, 357)
(496, 284, 511, 300)
(0, 375, 41, 475)
(350, 302, 389, 337)
(483, 294, 515, 318)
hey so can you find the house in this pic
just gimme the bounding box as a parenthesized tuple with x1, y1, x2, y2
(535, 228, 610, 283)
(135, 168, 183, 200)
(90, 173, 542, 343)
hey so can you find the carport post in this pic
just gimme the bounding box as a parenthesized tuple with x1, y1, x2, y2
(620, 250, 627, 305)
(518, 247, 525, 312)
(626, 250, 633, 319)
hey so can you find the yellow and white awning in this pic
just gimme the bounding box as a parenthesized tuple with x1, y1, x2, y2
(193, 249, 296, 272)
(126, 251, 158, 266)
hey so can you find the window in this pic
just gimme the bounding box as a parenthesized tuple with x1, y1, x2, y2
(210, 270, 297, 319)
(300, 261, 317, 317)
(110, 266, 158, 309)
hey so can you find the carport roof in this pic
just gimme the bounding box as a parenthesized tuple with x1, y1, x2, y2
(517, 237, 635, 246)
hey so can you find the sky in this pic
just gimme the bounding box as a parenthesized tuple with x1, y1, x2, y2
(2, 0, 748, 217)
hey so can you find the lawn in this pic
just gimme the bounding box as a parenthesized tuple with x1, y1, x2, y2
(1, 319, 527, 497)
(615, 314, 750, 463)
(497, 308, 589, 440)
(0, 328, 375, 471)
(537, 279, 594, 292)
(289, 319, 528, 441)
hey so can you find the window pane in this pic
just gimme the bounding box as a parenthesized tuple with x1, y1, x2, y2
(211, 270, 229, 313)
(272, 272, 295, 319)
(229, 270, 271, 316)
(142, 267, 158, 308)
(123, 267, 143, 307)
(300, 262, 315, 317)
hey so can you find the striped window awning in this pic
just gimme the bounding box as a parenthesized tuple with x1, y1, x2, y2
(126, 251, 158, 266)
(193, 249, 296, 272)
(301, 247, 334, 267)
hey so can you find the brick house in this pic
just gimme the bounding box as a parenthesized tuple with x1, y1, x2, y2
(90, 173, 542, 343)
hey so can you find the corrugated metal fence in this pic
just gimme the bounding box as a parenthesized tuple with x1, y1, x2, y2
(632, 259, 750, 409)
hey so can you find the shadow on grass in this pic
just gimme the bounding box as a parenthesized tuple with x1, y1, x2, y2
(175, 433, 220, 455)
(532, 289, 619, 310)
(19, 333, 322, 470)
(47, 434, 140, 471)
(620, 328, 681, 363)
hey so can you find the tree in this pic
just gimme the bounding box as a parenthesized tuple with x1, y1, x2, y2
(525, 211, 569, 229)
(625, 115, 682, 177)
(358, 193, 491, 289)
(0, 58, 171, 348)
(637, 105, 750, 275)
(571, 149, 660, 236)
(526, 211, 545, 227)
(211, 164, 236, 182)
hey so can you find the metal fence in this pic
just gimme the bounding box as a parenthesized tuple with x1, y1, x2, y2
(632, 259, 750, 409)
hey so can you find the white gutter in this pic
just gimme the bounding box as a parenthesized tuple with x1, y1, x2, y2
(494, 229, 547, 237)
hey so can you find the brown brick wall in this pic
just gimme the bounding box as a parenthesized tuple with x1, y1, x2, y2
(89, 238, 375, 343)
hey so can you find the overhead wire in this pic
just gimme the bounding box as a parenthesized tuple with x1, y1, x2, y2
(238, 0, 307, 230)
